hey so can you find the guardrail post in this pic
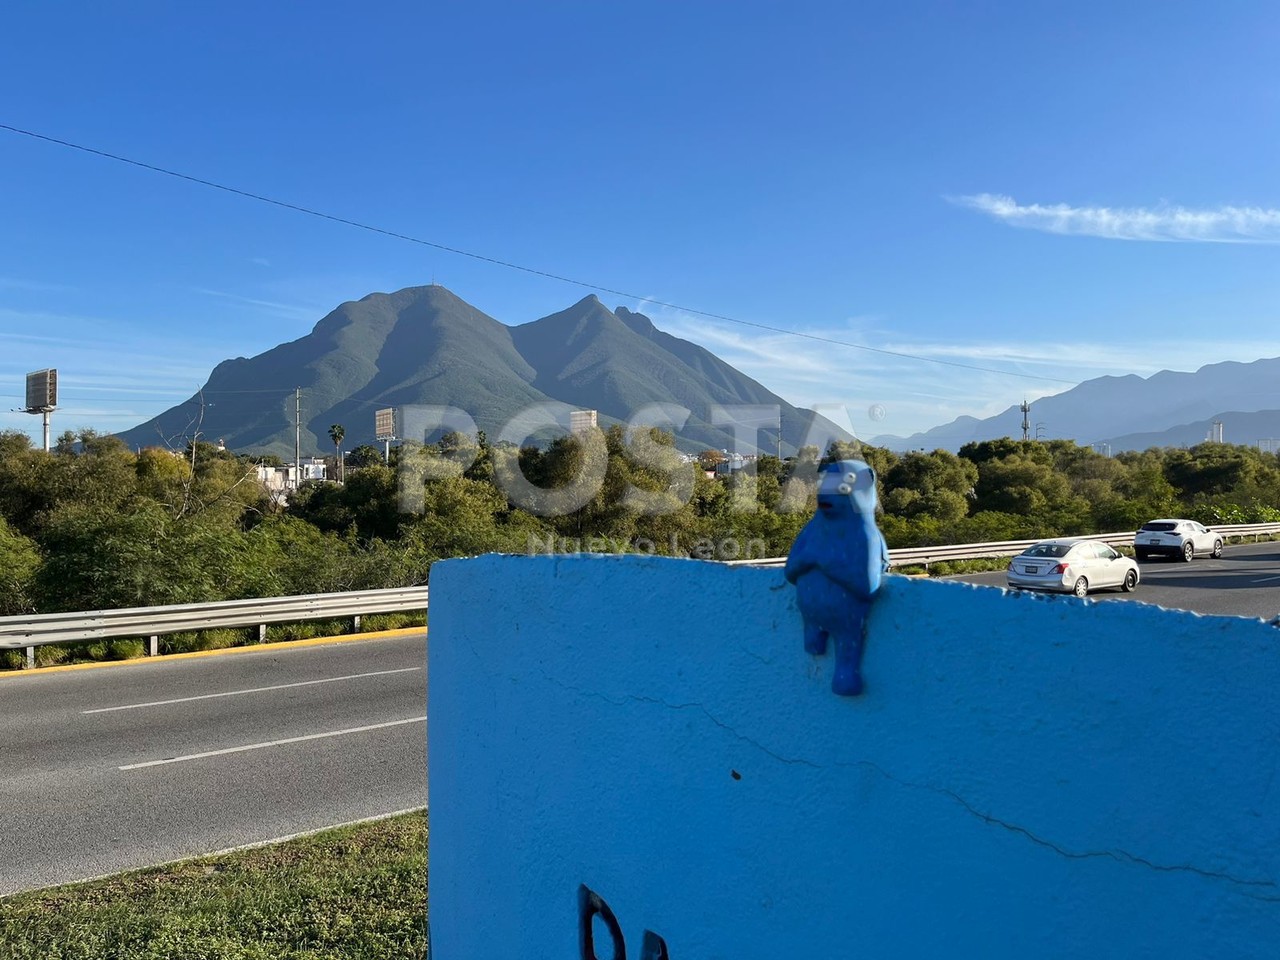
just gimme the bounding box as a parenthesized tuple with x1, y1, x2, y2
(258, 623, 267, 643)
(149, 635, 158, 657)
(353, 614, 362, 633)
(26, 645, 35, 670)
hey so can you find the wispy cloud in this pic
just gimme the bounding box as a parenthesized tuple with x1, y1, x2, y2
(877, 338, 1280, 375)
(194, 287, 321, 321)
(952, 193, 1280, 243)
(620, 299, 1280, 440)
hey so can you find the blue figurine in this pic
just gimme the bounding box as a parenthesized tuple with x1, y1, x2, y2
(785, 460, 890, 696)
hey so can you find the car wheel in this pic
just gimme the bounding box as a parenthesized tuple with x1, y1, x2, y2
(1072, 577, 1089, 598)
(1121, 569, 1138, 593)
(1182, 541, 1195, 562)
(1212, 539, 1223, 559)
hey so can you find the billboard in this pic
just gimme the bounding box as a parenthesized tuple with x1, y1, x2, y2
(25, 369, 57, 410)
(375, 407, 398, 440)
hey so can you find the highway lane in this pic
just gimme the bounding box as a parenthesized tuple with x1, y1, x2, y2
(3, 544, 1275, 897)
(0, 632, 427, 897)
(948, 538, 1280, 620)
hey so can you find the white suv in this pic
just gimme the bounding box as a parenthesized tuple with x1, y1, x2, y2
(1134, 519, 1223, 562)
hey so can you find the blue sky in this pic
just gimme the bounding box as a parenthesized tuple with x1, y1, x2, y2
(2, 1, 1278, 445)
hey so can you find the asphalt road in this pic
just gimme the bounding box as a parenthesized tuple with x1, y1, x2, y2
(949, 538, 1280, 620)
(0, 632, 427, 897)
(3, 546, 1276, 898)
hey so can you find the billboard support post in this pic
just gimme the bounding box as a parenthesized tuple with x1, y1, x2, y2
(375, 407, 399, 464)
(22, 369, 58, 453)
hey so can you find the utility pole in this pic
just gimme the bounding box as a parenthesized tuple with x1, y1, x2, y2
(1020, 400, 1031, 443)
(294, 387, 301, 489)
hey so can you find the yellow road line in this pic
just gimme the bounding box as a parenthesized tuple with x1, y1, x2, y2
(0, 626, 426, 678)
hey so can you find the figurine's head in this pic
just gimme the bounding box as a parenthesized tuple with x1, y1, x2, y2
(816, 459, 877, 518)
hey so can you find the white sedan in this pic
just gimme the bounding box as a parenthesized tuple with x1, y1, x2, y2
(1007, 538, 1140, 598)
(1133, 519, 1223, 562)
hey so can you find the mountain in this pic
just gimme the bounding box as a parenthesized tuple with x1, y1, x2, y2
(871, 357, 1280, 453)
(509, 297, 835, 455)
(118, 285, 850, 458)
(1102, 409, 1280, 453)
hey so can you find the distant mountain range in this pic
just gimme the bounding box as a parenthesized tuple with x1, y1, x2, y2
(871, 357, 1280, 453)
(118, 285, 851, 458)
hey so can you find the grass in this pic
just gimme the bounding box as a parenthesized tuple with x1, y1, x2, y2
(0, 811, 429, 960)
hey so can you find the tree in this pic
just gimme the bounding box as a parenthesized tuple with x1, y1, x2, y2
(0, 516, 40, 615)
(971, 453, 1086, 535)
(463, 429, 494, 484)
(328, 424, 346, 482)
(882, 450, 977, 523)
(1164, 443, 1258, 500)
(288, 462, 405, 542)
(346, 443, 383, 470)
(820, 440, 867, 465)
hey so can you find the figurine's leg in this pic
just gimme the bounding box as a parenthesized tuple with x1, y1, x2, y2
(803, 621, 828, 655)
(831, 607, 868, 696)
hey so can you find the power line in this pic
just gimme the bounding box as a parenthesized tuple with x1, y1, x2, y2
(0, 122, 1079, 385)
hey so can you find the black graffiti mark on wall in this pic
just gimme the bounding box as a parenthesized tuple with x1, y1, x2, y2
(640, 930, 671, 960)
(579, 884, 671, 959)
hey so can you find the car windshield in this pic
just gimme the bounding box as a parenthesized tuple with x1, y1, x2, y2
(1141, 522, 1179, 532)
(1023, 543, 1072, 558)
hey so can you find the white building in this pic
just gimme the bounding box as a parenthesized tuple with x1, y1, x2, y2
(570, 409, 598, 435)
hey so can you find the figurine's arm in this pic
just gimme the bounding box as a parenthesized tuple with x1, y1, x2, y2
(819, 532, 885, 599)
(784, 527, 814, 583)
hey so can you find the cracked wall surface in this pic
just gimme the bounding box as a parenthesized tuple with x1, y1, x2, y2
(428, 553, 1280, 958)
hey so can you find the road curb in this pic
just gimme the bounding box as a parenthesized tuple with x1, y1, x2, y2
(0, 626, 427, 679)
(4, 806, 429, 898)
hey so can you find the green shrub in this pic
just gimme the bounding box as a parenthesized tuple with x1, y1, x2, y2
(85, 638, 146, 661)
(160, 628, 252, 654)
(34, 644, 71, 667)
(360, 611, 427, 632)
(266, 618, 351, 642)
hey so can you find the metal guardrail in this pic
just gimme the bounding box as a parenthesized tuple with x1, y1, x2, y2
(0, 586, 428, 670)
(5, 521, 1279, 671)
(738, 522, 1280, 570)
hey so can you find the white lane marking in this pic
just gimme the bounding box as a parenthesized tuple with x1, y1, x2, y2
(1252, 575, 1280, 584)
(84, 668, 421, 714)
(118, 716, 427, 770)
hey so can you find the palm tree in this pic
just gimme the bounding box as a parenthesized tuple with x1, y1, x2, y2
(328, 423, 346, 482)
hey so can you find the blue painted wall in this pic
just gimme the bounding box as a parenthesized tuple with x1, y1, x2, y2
(428, 554, 1280, 958)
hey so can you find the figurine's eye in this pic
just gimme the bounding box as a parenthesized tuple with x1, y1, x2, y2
(845, 472, 857, 482)
(837, 482, 852, 494)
